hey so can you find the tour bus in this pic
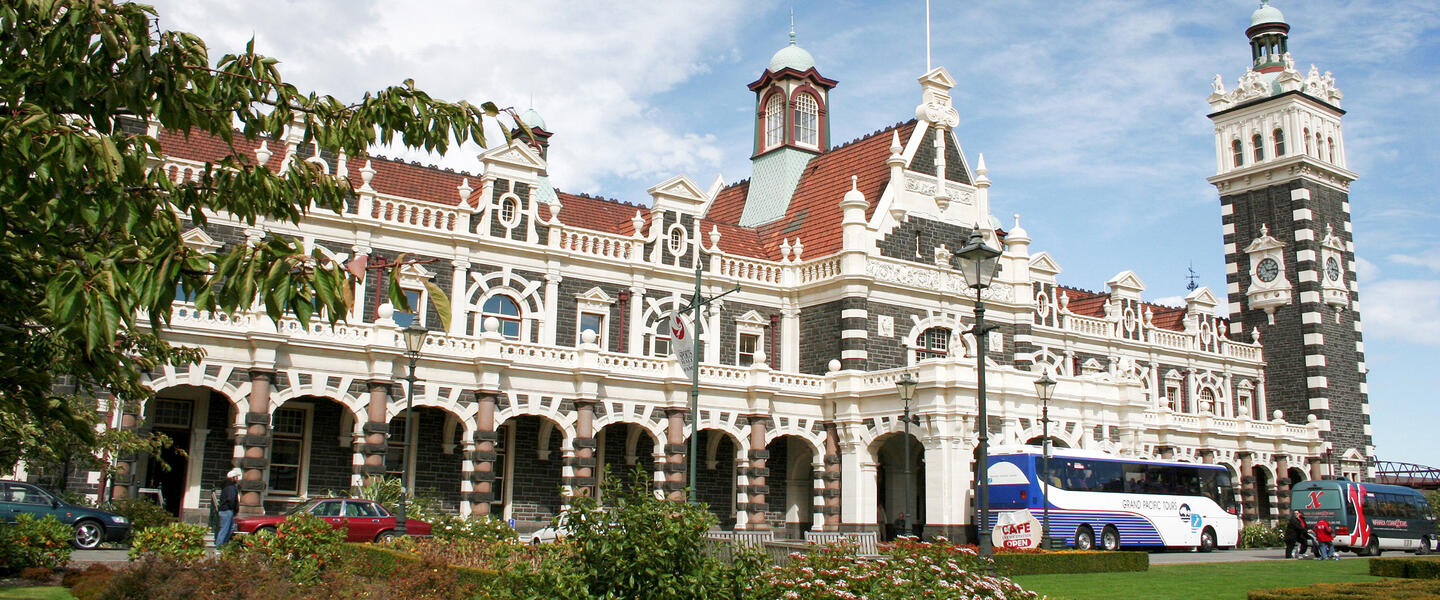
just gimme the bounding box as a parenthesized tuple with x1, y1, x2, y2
(987, 447, 1241, 551)
(1290, 479, 1437, 555)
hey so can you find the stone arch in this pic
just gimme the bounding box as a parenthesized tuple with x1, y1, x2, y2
(389, 403, 467, 510)
(593, 411, 666, 448)
(141, 362, 245, 411)
(269, 395, 357, 500)
(764, 434, 820, 537)
(639, 294, 712, 359)
(464, 268, 545, 338)
(683, 427, 742, 529)
(1019, 422, 1080, 449)
(595, 421, 659, 495)
(903, 314, 968, 364)
(137, 383, 237, 517)
(869, 430, 926, 540)
(1252, 462, 1276, 523)
(492, 413, 568, 529)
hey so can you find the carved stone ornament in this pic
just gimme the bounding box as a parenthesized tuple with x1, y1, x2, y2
(904, 175, 974, 205)
(916, 98, 961, 128)
(865, 260, 1012, 302)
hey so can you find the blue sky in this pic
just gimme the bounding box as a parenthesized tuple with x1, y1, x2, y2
(149, 1, 1440, 466)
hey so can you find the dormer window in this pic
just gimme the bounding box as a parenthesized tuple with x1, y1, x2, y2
(1231, 139, 1244, 168)
(764, 94, 784, 149)
(793, 93, 819, 147)
(1252, 133, 1264, 162)
(1273, 128, 1285, 157)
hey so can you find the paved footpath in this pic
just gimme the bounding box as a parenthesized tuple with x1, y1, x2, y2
(1148, 548, 1364, 565)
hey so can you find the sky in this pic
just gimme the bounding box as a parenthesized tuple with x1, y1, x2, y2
(145, 1, 1440, 467)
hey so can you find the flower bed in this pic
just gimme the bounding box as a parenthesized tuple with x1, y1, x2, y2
(746, 539, 1039, 600)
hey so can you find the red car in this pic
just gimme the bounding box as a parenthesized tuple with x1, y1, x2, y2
(234, 498, 431, 542)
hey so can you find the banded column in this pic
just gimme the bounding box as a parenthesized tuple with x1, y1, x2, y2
(820, 423, 843, 529)
(1239, 452, 1257, 523)
(744, 416, 771, 530)
(663, 408, 687, 501)
(467, 392, 499, 515)
(1275, 456, 1293, 515)
(110, 403, 139, 500)
(839, 301, 868, 371)
(359, 381, 391, 484)
(1197, 449, 1216, 464)
(566, 399, 598, 500)
(239, 370, 274, 515)
(1308, 456, 1326, 481)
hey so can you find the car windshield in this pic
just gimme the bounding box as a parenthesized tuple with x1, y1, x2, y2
(283, 499, 323, 515)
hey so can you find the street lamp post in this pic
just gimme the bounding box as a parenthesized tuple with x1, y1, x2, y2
(396, 322, 427, 535)
(957, 227, 1002, 559)
(896, 373, 919, 538)
(1033, 369, 1057, 549)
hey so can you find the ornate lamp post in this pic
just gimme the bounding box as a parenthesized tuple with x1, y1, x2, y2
(1033, 369, 1057, 549)
(396, 321, 427, 535)
(956, 227, 1002, 558)
(895, 373, 919, 538)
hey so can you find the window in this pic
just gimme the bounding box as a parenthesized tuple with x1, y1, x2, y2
(1231, 139, 1243, 168)
(579, 311, 605, 346)
(1316, 133, 1323, 158)
(764, 95, 784, 149)
(1303, 128, 1311, 155)
(344, 501, 381, 517)
(647, 329, 670, 357)
(1238, 389, 1254, 418)
(394, 289, 423, 328)
(738, 332, 760, 366)
(493, 422, 511, 508)
(174, 283, 196, 303)
(152, 399, 192, 428)
(312, 500, 342, 517)
(794, 94, 819, 147)
(1327, 137, 1335, 162)
(915, 327, 950, 361)
(1273, 128, 1285, 157)
(482, 295, 521, 339)
(269, 406, 308, 495)
(1252, 133, 1264, 162)
(386, 414, 409, 479)
(4, 483, 49, 505)
(499, 196, 518, 226)
(667, 225, 686, 254)
(1165, 383, 1181, 412)
(1199, 388, 1218, 416)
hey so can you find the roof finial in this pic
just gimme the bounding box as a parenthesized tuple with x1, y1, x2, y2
(925, 0, 932, 71)
(789, 8, 797, 45)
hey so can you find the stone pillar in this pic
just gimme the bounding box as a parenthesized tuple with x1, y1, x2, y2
(1238, 452, 1257, 523)
(1275, 455, 1293, 515)
(110, 406, 140, 500)
(467, 392, 498, 515)
(745, 416, 771, 530)
(664, 409, 687, 501)
(239, 370, 274, 515)
(1197, 449, 1216, 464)
(567, 399, 598, 499)
(448, 260, 470, 334)
(1156, 445, 1175, 460)
(821, 423, 843, 530)
(1308, 456, 1325, 481)
(360, 381, 391, 484)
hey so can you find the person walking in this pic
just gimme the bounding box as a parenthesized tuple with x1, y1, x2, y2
(1285, 510, 1309, 559)
(1313, 518, 1337, 560)
(214, 468, 241, 547)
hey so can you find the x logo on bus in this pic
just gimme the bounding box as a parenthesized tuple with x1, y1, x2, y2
(1306, 491, 1324, 509)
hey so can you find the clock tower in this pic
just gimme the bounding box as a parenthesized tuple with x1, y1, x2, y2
(1208, 2, 1372, 480)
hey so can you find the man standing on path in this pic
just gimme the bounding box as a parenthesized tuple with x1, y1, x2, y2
(1285, 510, 1309, 559)
(214, 468, 240, 547)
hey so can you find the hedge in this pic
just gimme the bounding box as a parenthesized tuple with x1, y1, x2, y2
(1248, 579, 1440, 599)
(1370, 556, 1440, 579)
(994, 551, 1147, 575)
(338, 543, 499, 588)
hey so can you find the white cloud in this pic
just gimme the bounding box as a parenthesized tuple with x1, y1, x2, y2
(1358, 280, 1440, 345)
(1387, 250, 1440, 273)
(1355, 257, 1381, 282)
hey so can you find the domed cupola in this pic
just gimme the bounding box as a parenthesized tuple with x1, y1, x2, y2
(511, 107, 553, 160)
(1246, 1, 1290, 74)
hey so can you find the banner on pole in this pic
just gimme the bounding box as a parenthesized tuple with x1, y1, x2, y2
(661, 312, 697, 379)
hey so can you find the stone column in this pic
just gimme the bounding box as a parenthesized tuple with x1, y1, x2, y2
(1275, 456, 1293, 515)
(1238, 452, 1257, 523)
(467, 392, 498, 515)
(1197, 449, 1216, 464)
(663, 408, 687, 501)
(567, 399, 598, 500)
(821, 423, 843, 530)
(110, 404, 139, 500)
(745, 416, 771, 530)
(1156, 445, 1175, 460)
(1308, 456, 1325, 481)
(239, 370, 274, 515)
(448, 260, 470, 334)
(359, 381, 391, 484)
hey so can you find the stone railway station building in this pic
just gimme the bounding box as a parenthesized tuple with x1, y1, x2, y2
(92, 4, 1368, 541)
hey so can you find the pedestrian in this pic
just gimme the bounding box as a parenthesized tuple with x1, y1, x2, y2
(1313, 518, 1337, 560)
(1284, 510, 1309, 559)
(894, 512, 909, 539)
(214, 468, 241, 547)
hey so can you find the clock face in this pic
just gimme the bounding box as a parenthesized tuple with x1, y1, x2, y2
(1256, 258, 1280, 283)
(1326, 257, 1342, 282)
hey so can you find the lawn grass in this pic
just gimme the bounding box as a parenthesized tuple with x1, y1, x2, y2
(0, 587, 76, 600)
(1012, 558, 1384, 600)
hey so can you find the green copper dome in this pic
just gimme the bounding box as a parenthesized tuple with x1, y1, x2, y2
(519, 108, 546, 131)
(1250, 2, 1286, 27)
(768, 42, 816, 72)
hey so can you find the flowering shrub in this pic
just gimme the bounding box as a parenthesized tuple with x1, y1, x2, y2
(746, 540, 1040, 600)
(1240, 523, 1285, 549)
(128, 522, 208, 562)
(231, 512, 345, 583)
(428, 513, 519, 543)
(0, 514, 73, 573)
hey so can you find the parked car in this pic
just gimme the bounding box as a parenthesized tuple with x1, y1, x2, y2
(234, 498, 430, 542)
(0, 480, 132, 549)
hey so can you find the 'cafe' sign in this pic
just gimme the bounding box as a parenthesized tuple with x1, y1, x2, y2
(992, 509, 1043, 550)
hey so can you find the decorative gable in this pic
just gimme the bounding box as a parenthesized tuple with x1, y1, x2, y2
(397, 262, 434, 285)
(181, 228, 222, 253)
(480, 140, 545, 174)
(1028, 252, 1063, 278)
(575, 287, 615, 311)
(649, 175, 707, 216)
(1106, 270, 1146, 298)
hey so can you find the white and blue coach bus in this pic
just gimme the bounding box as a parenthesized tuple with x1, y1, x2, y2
(987, 447, 1241, 551)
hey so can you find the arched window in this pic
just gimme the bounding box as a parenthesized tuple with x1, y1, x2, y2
(1315, 132, 1323, 158)
(499, 196, 518, 226)
(764, 95, 784, 149)
(915, 327, 950, 361)
(1200, 387, 1219, 416)
(1303, 128, 1311, 155)
(1327, 137, 1335, 162)
(1252, 133, 1264, 162)
(1272, 128, 1285, 157)
(1231, 139, 1244, 168)
(481, 295, 521, 340)
(793, 94, 819, 147)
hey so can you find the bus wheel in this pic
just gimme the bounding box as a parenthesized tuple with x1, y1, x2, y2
(1100, 526, 1121, 551)
(1365, 537, 1381, 557)
(1198, 528, 1216, 553)
(1074, 525, 1095, 551)
(1418, 536, 1432, 555)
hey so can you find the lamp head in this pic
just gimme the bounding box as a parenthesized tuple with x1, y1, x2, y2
(1034, 369, 1056, 401)
(402, 322, 427, 355)
(896, 372, 918, 402)
(957, 227, 1002, 289)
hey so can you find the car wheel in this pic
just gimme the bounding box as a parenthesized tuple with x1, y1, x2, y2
(374, 530, 398, 543)
(1198, 527, 1216, 553)
(1419, 535, 1432, 555)
(1074, 525, 1095, 551)
(1101, 526, 1121, 551)
(72, 520, 104, 550)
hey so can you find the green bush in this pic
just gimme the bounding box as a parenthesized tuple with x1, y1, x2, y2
(747, 541, 1038, 600)
(1240, 523, 1286, 549)
(1248, 579, 1440, 599)
(0, 514, 73, 573)
(1370, 556, 1440, 579)
(230, 511, 345, 583)
(127, 522, 207, 562)
(103, 497, 177, 532)
(427, 513, 518, 543)
(993, 550, 1148, 575)
(61, 564, 113, 600)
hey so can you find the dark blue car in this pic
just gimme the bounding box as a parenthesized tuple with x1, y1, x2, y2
(1, 480, 132, 549)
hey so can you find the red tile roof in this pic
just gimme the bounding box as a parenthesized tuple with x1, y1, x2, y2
(554, 192, 646, 235)
(1055, 285, 1233, 334)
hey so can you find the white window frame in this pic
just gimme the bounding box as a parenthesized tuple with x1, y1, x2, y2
(579, 311, 607, 346)
(574, 287, 615, 348)
(480, 294, 524, 340)
(1163, 370, 1184, 412)
(667, 224, 687, 255)
(915, 326, 951, 362)
(764, 94, 784, 149)
(793, 93, 819, 148)
(498, 193, 521, 229)
(268, 404, 314, 496)
(734, 310, 768, 366)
